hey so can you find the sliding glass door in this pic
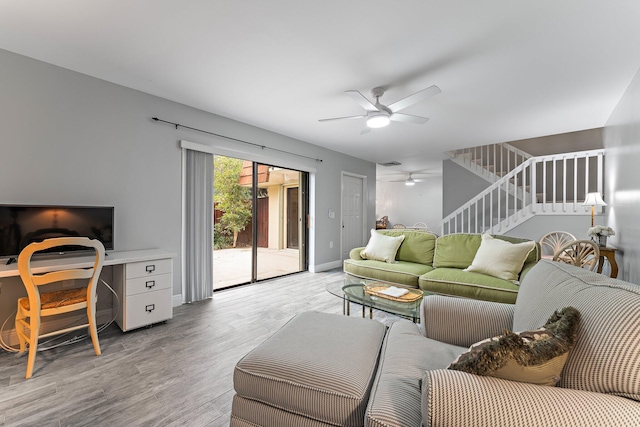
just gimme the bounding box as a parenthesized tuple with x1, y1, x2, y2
(213, 155, 308, 289)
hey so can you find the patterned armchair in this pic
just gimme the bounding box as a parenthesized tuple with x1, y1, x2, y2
(419, 260, 640, 426)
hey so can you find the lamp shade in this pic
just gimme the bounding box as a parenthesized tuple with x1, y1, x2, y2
(583, 192, 607, 207)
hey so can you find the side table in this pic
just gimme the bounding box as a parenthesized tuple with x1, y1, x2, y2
(597, 247, 618, 278)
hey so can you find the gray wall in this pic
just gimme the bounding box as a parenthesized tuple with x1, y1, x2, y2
(509, 128, 603, 156)
(505, 215, 597, 242)
(442, 160, 491, 217)
(0, 49, 376, 310)
(603, 67, 640, 284)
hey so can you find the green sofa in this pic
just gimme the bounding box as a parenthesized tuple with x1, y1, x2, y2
(343, 230, 540, 304)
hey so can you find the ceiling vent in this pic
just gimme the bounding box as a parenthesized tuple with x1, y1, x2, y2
(378, 161, 401, 167)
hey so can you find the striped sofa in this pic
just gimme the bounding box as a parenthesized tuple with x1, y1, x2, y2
(231, 260, 640, 426)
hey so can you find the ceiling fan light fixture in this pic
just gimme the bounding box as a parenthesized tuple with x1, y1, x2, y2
(405, 176, 415, 186)
(366, 112, 391, 128)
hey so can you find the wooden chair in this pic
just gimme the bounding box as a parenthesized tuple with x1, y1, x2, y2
(552, 239, 600, 271)
(539, 231, 576, 259)
(15, 237, 105, 378)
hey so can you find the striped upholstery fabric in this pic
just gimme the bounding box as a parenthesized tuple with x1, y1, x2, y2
(421, 295, 514, 347)
(231, 395, 334, 427)
(423, 369, 640, 427)
(233, 311, 386, 427)
(365, 321, 465, 427)
(513, 260, 640, 401)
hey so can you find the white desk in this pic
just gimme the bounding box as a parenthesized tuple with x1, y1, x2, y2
(1, 249, 175, 332)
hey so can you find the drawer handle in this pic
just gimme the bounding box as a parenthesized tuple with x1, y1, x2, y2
(145, 304, 155, 313)
(145, 265, 156, 273)
(145, 280, 156, 289)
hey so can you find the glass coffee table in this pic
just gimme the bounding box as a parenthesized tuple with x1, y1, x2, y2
(326, 275, 425, 323)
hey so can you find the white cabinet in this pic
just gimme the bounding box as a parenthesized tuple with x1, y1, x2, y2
(113, 256, 173, 331)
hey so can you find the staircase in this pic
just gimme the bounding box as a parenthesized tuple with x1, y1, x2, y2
(441, 148, 605, 235)
(447, 143, 532, 184)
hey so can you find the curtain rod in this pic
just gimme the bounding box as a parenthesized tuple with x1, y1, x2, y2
(152, 117, 323, 163)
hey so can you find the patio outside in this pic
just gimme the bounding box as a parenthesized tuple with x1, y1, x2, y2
(213, 247, 300, 289)
(213, 155, 304, 289)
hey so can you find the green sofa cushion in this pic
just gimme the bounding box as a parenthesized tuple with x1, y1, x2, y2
(433, 234, 540, 270)
(344, 259, 433, 288)
(419, 268, 520, 304)
(378, 230, 437, 265)
(433, 234, 482, 268)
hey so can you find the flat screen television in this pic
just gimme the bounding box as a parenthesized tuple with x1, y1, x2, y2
(0, 205, 114, 259)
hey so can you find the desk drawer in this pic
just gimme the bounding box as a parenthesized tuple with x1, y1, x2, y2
(126, 258, 172, 279)
(124, 288, 172, 330)
(126, 273, 171, 296)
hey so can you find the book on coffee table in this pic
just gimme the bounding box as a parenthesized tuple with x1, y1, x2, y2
(363, 283, 423, 302)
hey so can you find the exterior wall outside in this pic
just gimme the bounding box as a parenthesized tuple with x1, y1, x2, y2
(267, 185, 280, 249)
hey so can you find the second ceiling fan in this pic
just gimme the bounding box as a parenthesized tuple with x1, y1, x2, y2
(320, 85, 441, 133)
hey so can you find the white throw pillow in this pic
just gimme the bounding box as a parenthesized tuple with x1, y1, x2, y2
(464, 234, 535, 282)
(360, 230, 405, 263)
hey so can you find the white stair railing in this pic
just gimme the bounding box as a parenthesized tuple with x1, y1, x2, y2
(447, 142, 532, 183)
(441, 149, 605, 235)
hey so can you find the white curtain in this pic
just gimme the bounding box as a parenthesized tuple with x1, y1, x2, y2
(183, 148, 213, 303)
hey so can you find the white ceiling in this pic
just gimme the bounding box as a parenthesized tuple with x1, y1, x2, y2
(1, 1, 640, 178)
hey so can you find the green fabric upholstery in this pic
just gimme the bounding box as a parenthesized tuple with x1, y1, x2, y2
(433, 234, 483, 268)
(433, 234, 540, 275)
(377, 230, 437, 265)
(344, 259, 433, 288)
(344, 232, 539, 304)
(419, 268, 520, 304)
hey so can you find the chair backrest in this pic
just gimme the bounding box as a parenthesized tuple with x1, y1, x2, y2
(392, 224, 406, 229)
(539, 231, 576, 258)
(552, 239, 599, 271)
(18, 237, 106, 305)
(412, 222, 428, 230)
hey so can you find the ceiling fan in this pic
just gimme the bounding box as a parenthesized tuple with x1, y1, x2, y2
(380, 171, 435, 186)
(319, 85, 441, 133)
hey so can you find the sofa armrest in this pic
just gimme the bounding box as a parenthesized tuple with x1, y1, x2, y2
(422, 370, 640, 427)
(421, 295, 514, 347)
(519, 261, 537, 282)
(349, 247, 365, 260)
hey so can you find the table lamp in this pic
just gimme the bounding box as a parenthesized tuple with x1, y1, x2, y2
(583, 192, 607, 227)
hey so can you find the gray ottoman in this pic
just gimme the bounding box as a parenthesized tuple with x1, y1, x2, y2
(230, 311, 387, 427)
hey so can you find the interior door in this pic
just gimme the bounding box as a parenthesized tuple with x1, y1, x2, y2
(341, 173, 365, 260)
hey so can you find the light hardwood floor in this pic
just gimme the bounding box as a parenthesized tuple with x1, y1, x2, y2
(0, 269, 407, 427)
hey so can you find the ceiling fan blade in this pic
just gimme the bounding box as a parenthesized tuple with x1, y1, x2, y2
(318, 115, 366, 122)
(387, 85, 441, 113)
(383, 178, 426, 183)
(345, 90, 379, 112)
(390, 113, 430, 124)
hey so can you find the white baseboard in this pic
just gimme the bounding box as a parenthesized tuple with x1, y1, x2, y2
(2, 307, 115, 348)
(310, 260, 343, 273)
(172, 294, 183, 307)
